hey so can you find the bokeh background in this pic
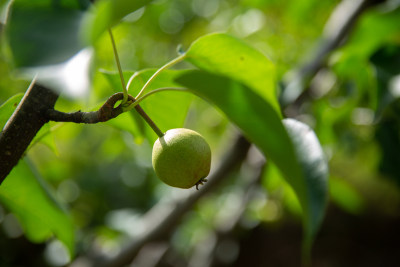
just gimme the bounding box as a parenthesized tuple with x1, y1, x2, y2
(1, 0, 400, 266)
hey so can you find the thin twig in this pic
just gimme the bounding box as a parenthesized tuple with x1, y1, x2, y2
(108, 29, 128, 104)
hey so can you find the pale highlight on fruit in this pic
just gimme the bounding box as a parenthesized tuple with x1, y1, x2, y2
(152, 128, 211, 189)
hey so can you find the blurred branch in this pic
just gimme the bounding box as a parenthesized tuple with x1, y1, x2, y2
(79, 134, 251, 267)
(188, 147, 266, 267)
(281, 0, 384, 108)
(0, 82, 58, 184)
(128, 242, 170, 267)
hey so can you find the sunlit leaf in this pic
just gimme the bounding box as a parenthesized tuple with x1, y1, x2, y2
(185, 33, 279, 112)
(101, 70, 145, 143)
(330, 177, 364, 215)
(0, 93, 23, 131)
(282, 118, 329, 246)
(103, 69, 192, 143)
(106, 112, 145, 144)
(130, 69, 193, 143)
(176, 71, 328, 249)
(339, 6, 400, 59)
(100, 69, 134, 94)
(0, 159, 75, 257)
(81, 0, 153, 44)
(29, 123, 59, 155)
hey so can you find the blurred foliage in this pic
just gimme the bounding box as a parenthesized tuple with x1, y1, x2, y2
(1, 0, 400, 266)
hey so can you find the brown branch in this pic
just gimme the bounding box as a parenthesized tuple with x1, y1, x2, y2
(46, 93, 164, 136)
(0, 82, 59, 184)
(46, 93, 131, 123)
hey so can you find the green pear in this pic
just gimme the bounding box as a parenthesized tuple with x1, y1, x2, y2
(152, 128, 211, 189)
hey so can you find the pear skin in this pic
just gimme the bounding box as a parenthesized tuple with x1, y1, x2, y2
(152, 128, 211, 189)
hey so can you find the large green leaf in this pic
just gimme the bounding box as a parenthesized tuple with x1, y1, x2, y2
(29, 123, 58, 155)
(0, 93, 23, 131)
(0, 159, 75, 257)
(176, 71, 328, 248)
(81, 0, 153, 44)
(185, 33, 279, 112)
(6, 0, 87, 67)
(282, 118, 329, 247)
(180, 33, 328, 246)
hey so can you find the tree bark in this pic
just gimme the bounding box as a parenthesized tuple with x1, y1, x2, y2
(0, 82, 58, 183)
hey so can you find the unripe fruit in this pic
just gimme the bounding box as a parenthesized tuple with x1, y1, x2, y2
(152, 128, 211, 189)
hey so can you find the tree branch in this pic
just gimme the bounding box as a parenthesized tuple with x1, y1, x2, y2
(281, 0, 383, 107)
(1, 87, 164, 183)
(46, 93, 132, 123)
(46, 92, 164, 136)
(0, 82, 59, 184)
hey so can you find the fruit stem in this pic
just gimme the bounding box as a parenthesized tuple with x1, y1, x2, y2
(133, 105, 165, 138)
(135, 54, 186, 99)
(108, 29, 164, 138)
(124, 87, 188, 138)
(108, 28, 129, 104)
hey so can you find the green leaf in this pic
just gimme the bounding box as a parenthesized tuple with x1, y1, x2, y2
(103, 69, 193, 143)
(29, 123, 59, 155)
(6, 0, 86, 67)
(101, 70, 145, 142)
(0, 159, 75, 257)
(176, 71, 328, 249)
(81, 0, 153, 44)
(107, 112, 146, 144)
(370, 45, 400, 115)
(330, 177, 364, 215)
(185, 33, 279, 112)
(131, 69, 193, 143)
(339, 6, 400, 59)
(100, 69, 134, 94)
(282, 119, 329, 246)
(0, 93, 23, 131)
